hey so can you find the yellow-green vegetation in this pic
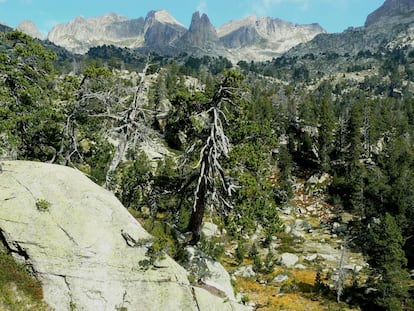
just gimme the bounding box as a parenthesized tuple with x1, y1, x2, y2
(0, 248, 50, 310)
(235, 270, 360, 311)
(35, 199, 51, 211)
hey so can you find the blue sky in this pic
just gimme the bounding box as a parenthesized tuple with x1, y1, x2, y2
(0, 0, 385, 36)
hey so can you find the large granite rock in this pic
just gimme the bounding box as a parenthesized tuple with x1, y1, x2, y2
(184, 246, 235, 301)
(0, 161, 250, 311)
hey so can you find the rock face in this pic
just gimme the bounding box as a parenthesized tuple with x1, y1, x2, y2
(365, 0, 414, 26)
(45, 10, 325, 61)
(184, 246, 235, 301)
(217, 15, 325, 61)
(179, 12, 219, 48)
(143, 10, 186, 49)
(0, 161, 250, 311)
(285, 0, 414, 62)
(48, 14, 145, 54)
(16, 20, 43, 39)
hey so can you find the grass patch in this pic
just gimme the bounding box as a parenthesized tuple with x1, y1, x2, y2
(277, 233, 303, 253)
(0, 248, 50, 310)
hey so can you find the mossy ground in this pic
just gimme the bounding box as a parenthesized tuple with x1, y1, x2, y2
(0, 248, 50, 310)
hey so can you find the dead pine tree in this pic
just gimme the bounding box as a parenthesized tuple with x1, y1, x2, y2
(104, 58, 153, 189)
(335, 236, 350, 303)
(185, 70, 244, 245)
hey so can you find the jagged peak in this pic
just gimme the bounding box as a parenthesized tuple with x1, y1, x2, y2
(145, 9, 185, 27)
(189, 11, 215, 31)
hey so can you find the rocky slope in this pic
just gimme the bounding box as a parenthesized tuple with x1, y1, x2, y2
(143, 10, 186, 49)
(218, 16, 325, 61)
(365, 0, 414, 26)
(0, 161, 250, 311)
(45, 10, 325, 61)
(48, 13, 145, 54)
(285, 0, 414, 59)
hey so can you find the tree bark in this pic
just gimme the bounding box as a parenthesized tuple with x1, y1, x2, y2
(187, 150, 210, 245)
(187, 180, 206, 245)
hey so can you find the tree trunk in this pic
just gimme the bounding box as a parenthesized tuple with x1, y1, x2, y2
(187, 182, 206, 245)
(187, 150, 210, 245)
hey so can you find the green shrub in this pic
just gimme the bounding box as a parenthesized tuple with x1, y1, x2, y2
(36, 199, 51, 211)
(235, 240, 247, 265)
(199, 235, 225, 261)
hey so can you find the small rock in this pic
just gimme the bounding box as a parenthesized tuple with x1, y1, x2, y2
(295, 264, 307, 269)
(292, 219, 312, 232)
(304, 254, 317, 262)
(291, 230, 305, 238)
(202, 222, 219, 239)
(344, 264, 363, 273)
(279, 253, 299, 268)
(306, 205, 315, 212)
(319, 254, 336, 261)
(273, 274, 289, 283)
(284, 225, 292, 234)
(281, 206, 293, 215)
(234, 265, 256, 278)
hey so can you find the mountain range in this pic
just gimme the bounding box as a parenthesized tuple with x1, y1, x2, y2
(14, 9, 325, 62)
(7, 0, 414, 63)
(285, 0, 414, 59)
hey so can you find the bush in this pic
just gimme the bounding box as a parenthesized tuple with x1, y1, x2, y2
(36, 199, 51, 211)
(199, 235, 225, 261)
(235, 240, 247, 265)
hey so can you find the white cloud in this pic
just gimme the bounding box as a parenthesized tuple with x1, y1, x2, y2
(0, 0, 7, 3)
(197, 0, 208, 14)
(251, 0, 311, 16)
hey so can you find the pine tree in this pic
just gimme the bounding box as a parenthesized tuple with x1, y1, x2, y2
(181, 70, 245, 244)
(367, 213, 410, 311)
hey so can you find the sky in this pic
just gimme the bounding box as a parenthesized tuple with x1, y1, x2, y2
(0, 0, 385, 36)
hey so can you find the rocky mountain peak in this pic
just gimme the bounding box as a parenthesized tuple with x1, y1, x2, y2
(217, 15, 325, 61)
(48, 13, 145, 54)
(16, 20, 43, 39)
(365, 0, 414, 26)
(179, 11, 219, 47)
(145, 9, 184, 28)
(144, 10, 186, 49)
(44, 9, 326, 61)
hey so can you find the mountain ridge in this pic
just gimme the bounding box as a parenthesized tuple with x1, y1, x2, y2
(41, 9, 325, 61)
(366, 0, 414, 26)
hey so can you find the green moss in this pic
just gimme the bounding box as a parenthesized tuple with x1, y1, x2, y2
(36, 199, 51, 211)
